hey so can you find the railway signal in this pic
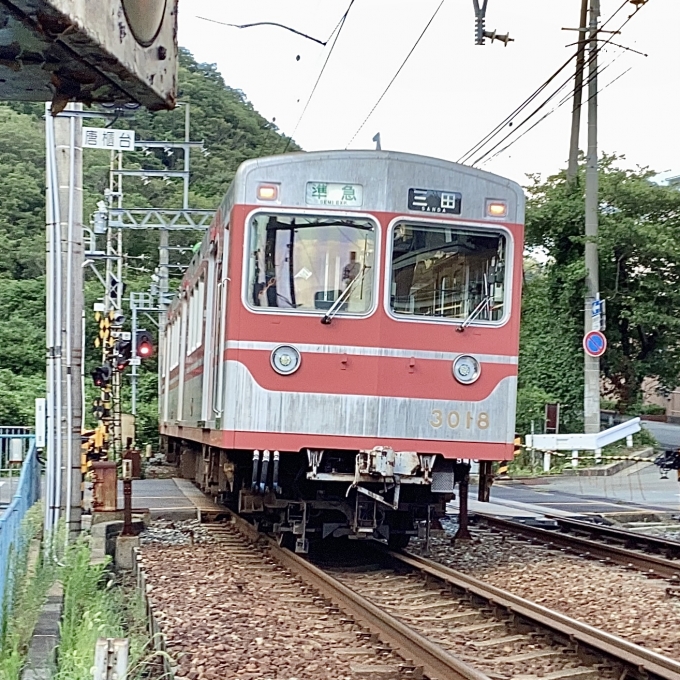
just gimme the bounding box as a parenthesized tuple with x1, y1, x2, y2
(136, 330, 155, 359)
(114, 340, 132, 371)
(91, 364, 112, 388)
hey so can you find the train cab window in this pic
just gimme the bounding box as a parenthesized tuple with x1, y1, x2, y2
(247, 213, 376, 315)
(390, 223, 507, 322)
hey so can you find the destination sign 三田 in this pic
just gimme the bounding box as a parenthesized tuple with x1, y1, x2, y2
(408, 188, 462, 215)
(306, 182, 363, 208)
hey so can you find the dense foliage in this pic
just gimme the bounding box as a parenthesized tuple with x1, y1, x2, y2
(517, 156, 680, 431)
(0, 49, 296, 439)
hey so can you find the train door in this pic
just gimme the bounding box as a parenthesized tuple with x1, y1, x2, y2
(213, 227, 231, 425)
(162, 320, 170, 422)
(177, 296, 188, 422)
(201, 246, 217, 422)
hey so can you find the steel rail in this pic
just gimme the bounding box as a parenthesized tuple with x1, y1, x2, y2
(223, 509, 680, 680)
(546, 515, 680, 557)
(475, 513, 680, 580)
(393, 550, 680, 680)
(223, 511, 491, 680)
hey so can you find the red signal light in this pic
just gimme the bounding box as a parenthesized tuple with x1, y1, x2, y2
(91, 364, 112, 388)
(135, 330, 154, 359)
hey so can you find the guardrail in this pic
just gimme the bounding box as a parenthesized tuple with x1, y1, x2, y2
(0, 439, 41, 630)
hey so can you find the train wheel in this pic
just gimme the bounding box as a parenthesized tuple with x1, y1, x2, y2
(277, 531, 296, 551)
(386, 510, 414, 550)
(387, 533, 411, 550)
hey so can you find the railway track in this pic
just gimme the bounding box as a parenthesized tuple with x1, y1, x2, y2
(138, 521, 420, 680)
(138, 510, 680, 680)
(546, 516, 680, 558)
(473, 514, 680, 583)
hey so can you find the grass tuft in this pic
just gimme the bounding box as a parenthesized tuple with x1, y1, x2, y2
(56, 541, 152, 680)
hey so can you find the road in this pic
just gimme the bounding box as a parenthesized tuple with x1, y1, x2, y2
(490, 463, 680, 514)
(0, 474, 21, 508)
(642, 420, 680, 448)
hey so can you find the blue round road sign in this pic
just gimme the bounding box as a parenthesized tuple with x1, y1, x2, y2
(583, 330, 607, 358)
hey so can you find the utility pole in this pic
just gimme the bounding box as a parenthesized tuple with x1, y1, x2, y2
(156, 103, 191, 417)
(566, 0, 589, 185)
(54, 104, 84, 540)
(583, 0, 601, 435)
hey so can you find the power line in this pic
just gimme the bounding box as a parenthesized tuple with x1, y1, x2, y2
(457, 0, 634, 166)
(345, 0, 446, 149)
(461, 1, 648, 167)
(466, 1, 639, 165)
(456, 53, 578, 165)
(470, 50, 620, 167)
(480, 66, 633, 167)
(278, 0, 356, 154)
(196, 17, 327, 46)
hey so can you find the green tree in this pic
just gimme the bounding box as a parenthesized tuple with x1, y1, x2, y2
(0, 107, 46, 280)
(523, 156, 680, 418)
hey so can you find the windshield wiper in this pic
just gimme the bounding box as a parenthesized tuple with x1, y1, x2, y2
(321, 267, 369, 325)
(456, 295, 492, 332)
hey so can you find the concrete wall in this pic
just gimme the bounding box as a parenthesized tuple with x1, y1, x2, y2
(641, 377, 680, 422)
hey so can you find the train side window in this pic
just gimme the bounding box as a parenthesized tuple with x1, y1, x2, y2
(246, 213, 376, 315)
(170, 319, 180, 369)
(389, 223, 507, 322)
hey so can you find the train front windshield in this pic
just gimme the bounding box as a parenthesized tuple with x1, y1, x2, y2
(390, 223, 507, 322)
(247, 213, 376, 314)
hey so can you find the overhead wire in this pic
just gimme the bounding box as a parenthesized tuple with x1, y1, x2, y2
(469, 2, 643, 165)
(470, 47, 616, 167)
(345, 0, 446, 149)
(457, 0, 636, 166)
(472, 2, 639, 166)
(196, 17, 327, 45)
(456, 53, 579, 165)
(479, 65, 633, 167)
(278, 0, 356, 154)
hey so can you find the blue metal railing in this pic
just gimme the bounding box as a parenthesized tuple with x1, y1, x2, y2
(0, 439, 41, 630)
(0, 427, 32, 469)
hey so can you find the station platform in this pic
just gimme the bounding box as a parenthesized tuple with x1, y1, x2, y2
(108, 478, 217, 520)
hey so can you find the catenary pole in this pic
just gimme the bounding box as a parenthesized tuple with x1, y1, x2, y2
(54, 104, 84, 539)
(583, 0, 601, 434)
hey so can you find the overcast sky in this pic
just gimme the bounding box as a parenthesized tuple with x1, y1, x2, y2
(178, 1, 678, 185)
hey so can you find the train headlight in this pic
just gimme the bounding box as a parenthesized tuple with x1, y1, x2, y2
(452, 355, 481, 385)
(271, 345, 301, 375)
(486, 199, 508, 219)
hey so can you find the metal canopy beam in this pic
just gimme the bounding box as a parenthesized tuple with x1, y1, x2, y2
(115, 170, 188, 179)
(108, 209, 215, 230)
(137, 141, 205, 149)
(0, 0, 177, 110)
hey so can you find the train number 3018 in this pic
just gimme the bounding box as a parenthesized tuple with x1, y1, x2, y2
(429, 410, 489, 430)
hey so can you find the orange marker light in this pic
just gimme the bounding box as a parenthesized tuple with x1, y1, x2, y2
(486, 200, 508, 218)
(257, 184, 279, 201)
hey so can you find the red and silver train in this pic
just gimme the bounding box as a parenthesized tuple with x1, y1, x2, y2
(160, 150, 525, 551)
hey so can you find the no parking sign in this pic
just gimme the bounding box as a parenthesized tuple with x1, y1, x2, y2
(583, 330, 607, 358)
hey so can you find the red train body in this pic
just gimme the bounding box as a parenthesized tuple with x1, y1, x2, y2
(160, 150, 525, 550)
